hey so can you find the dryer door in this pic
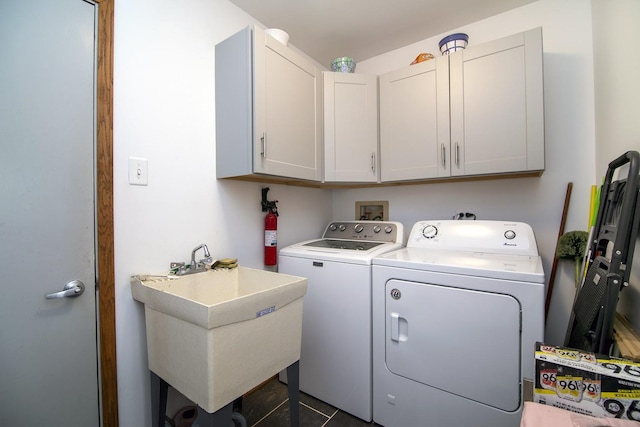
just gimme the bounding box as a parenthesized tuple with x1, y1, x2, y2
(385, 279, 521, 411)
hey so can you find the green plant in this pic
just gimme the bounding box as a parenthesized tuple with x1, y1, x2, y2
(556, 230, 589, 287)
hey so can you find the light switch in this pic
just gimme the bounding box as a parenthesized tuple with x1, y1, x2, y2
(128, 157, 148, 186)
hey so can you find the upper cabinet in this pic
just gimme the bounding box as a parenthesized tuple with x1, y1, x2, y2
(379, 56, 450, 181)
(379, 27, 544, 183)
(214, 26, 544, 187)
(323, 72, 379, 182)
(449, 27, 544, 177)
(215, 26, 322, 182)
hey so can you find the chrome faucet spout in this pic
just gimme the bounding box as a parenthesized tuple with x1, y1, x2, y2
(191, 243, 211, 266)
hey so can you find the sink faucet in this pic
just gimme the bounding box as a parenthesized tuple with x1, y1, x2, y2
(171, 243, 212, 276)
(191, 243, 211, 267)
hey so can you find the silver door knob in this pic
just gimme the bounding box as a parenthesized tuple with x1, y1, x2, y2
(46, 280, 86, 299)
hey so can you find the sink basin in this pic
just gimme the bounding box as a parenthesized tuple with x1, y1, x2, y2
(131, 267, 307, 413)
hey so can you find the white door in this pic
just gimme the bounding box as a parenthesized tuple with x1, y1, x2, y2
(449, 28, 545, 176)
(0, 1, 100, 425)
(385, 279, 521, 411)
(323, 72, 379, 182)
(379, 56, 450, 181)
(254, 26, 322, 181)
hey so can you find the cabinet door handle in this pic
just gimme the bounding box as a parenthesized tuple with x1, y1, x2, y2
(455, 142, 459, 167)
(441, 144, 446, 167)
(371, 152, 376, 174)
(261, 132, 267, 157)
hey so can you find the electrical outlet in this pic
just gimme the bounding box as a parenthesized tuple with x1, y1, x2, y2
(128, 157, 148, 186)
(453, 210, 477, 220)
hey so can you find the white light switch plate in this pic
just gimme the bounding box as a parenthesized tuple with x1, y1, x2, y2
(128, 157, 148, 186)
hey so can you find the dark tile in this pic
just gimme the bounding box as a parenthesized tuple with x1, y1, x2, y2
(242, 378, 289, 425)
(240, 377, 382, 427)
(325, 411, 380, 427)
(299, 392, 338, 418)
(254, 399, 330, 427)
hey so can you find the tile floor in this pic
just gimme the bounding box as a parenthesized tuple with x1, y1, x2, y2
(238, 377, 533, 427)
(239, 376, 380, 427)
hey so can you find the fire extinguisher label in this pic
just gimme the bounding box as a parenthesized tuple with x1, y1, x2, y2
(265, 230, 277, 247)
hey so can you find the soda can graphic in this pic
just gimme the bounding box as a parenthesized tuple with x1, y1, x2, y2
(540, 368, 557, 391)
(583, 378, 601, 402)
(556, 375, 583, 402)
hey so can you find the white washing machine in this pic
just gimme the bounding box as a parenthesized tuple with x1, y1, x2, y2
(372, 220, 545, 427)
(278, 221, 404, 421)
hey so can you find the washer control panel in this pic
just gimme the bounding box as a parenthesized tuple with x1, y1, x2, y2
(323, 221, 403, 243)
(408, 220, 539, 256)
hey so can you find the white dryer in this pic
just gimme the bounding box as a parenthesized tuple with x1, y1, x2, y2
(372, 220, 545, 427)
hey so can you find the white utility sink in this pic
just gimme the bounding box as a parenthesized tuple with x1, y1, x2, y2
(131, 267, 307, 413)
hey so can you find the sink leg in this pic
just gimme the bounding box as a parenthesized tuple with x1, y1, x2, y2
(150, 371, 168, 427)
(286, 361, 300, 427)
(197, 402, 233, 426)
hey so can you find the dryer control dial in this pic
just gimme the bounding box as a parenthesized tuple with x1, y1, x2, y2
(422, 224, 438, 239)
(504, 230, 516, 240)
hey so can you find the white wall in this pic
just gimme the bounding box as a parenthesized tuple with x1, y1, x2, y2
(113, 1, 331, 425)
(591, 0, 640, 330)
(336, 0, 598, 346)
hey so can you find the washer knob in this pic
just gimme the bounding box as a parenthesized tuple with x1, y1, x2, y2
(373, 225, 381, 233)
(504, 230, 516, 240)
(422, 224, 438, 239)
(329, 224, 337, 231)
(354, 224, 364, 233)
(384, 226, 393, 234)
(338, 224, 346, 231)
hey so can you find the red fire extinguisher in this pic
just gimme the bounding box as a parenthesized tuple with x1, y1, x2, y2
(262, 188, 278, 267)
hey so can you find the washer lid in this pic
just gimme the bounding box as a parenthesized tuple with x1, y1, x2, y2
(374, 247, 545, 283)
(280, 239, 404, 265)
(302, 239, 384, 251)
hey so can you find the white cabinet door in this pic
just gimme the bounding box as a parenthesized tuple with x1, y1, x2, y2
(449, 27, 544, 176)
(254, 27, 322, 181)
(379, 56, 450, 181)
(323, 72, 378, 182)
(215, 26, 321, 182)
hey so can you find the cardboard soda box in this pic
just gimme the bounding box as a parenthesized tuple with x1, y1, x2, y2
(533, 342, 640, 420)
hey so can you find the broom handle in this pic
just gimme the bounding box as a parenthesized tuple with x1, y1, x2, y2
(545, 182, 573, 322)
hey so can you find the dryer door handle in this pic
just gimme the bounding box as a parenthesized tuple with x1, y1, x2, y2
(391, 313, 399, 341)
(390, 312, 408, 342)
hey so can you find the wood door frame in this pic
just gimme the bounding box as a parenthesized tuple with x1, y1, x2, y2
(94, 0, 118, 426)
